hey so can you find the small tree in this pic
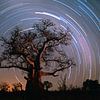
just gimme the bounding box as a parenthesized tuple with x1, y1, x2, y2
(82, 79, 100, 92)
(12, 82, 22, 92)
(0, 19, 75, 95)
(44, 81, 52, 91)
(0, 82, 10, 92)
(58, 74, 67, 91)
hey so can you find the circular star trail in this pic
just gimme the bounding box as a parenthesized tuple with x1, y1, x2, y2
(0, 0, 100, 89)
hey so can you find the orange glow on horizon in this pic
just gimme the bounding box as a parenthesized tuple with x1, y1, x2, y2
(8, 84, 13, 92)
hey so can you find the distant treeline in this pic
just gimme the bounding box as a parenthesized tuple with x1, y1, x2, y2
(0, 79, 100, 100)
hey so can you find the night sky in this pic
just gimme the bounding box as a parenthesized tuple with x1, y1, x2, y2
(0, 0, 100, 90)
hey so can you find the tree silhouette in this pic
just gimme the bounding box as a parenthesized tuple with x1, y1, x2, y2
(44, 81, 52, 91)
(0, 19, 75, 96)
(12, 82, 22, 92)
(58, 73, 67, 91)
(0, 82, 10, 92)
(82, 79, 100, 92)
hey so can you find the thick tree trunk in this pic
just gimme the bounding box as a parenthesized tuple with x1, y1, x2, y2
(25, 61, 44, 100)
(33, 56, 44, 92)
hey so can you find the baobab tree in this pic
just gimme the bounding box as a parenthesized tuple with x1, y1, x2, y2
(0, 19, 75, 94)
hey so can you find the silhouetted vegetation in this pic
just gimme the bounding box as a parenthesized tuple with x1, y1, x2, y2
(12, 82, 23, 92)
(0, 82, 10, 92)
(0, 79, 100, 100)
(0, 19, 99, 100)
(44, 81, 52, 91)
(58, 73, 68, 91)
(0, 19, 75, 99)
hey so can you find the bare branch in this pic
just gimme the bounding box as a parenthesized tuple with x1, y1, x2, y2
(26, 57, 34, 67)
(40, 58, 76, 77)
(0, 65, 28, 72)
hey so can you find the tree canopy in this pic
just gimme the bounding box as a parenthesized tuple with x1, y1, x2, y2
(0, 19, 75, 78)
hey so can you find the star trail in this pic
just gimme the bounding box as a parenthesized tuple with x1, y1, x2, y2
(0, 0, 99, 90)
